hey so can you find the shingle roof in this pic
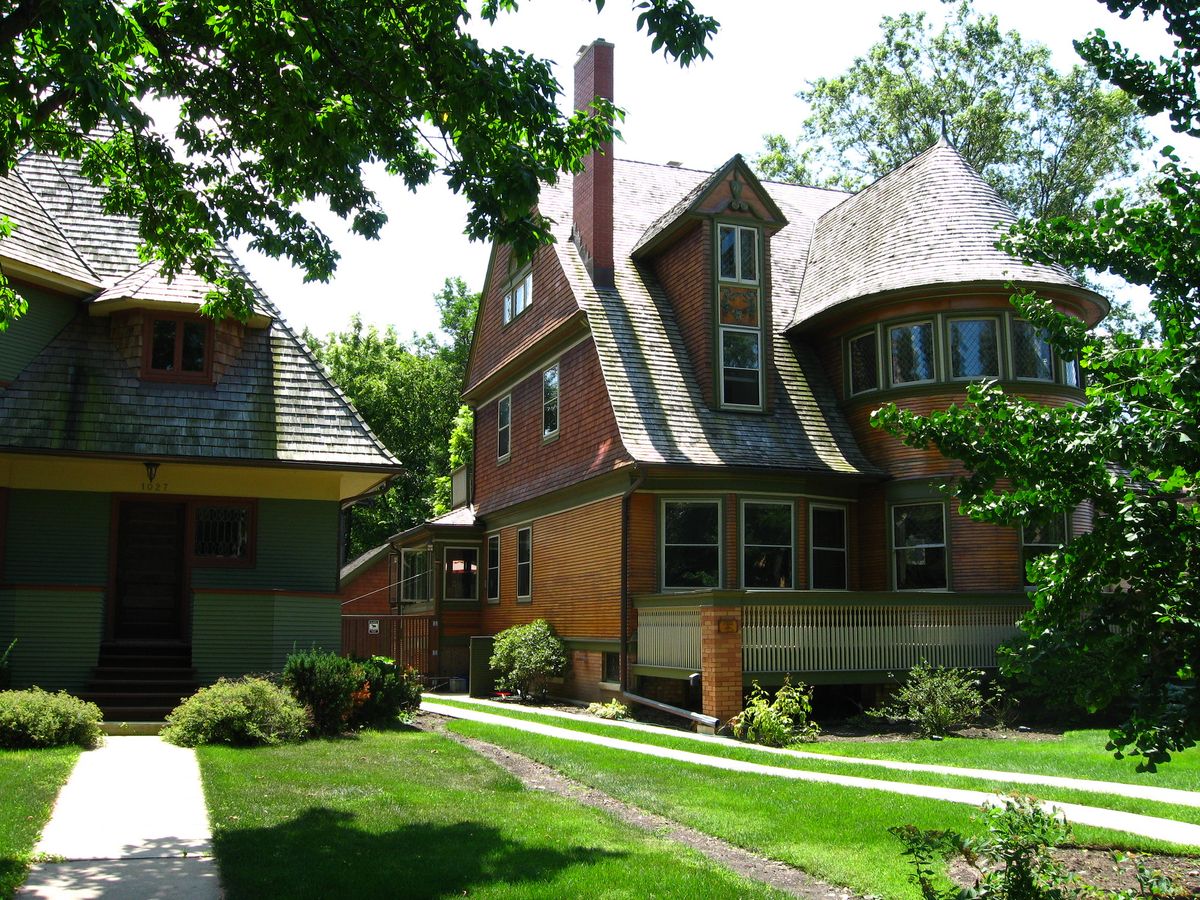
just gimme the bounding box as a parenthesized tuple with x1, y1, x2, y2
(542, 159, 876, 476)
(0, 170, 99, 286)
(790, 139, 1082, 328)
(0, 150, 399, 472)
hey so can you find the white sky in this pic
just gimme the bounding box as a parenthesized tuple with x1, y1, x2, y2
(234, 0, 1187, 341)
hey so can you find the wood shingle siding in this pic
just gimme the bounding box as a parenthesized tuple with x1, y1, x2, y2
(473, 339, 629, 514)
(651, 220, 713, 408)
(1, 284, 77, 383)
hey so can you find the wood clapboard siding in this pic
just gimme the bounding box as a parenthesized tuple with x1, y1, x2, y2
(466, 241, 581, 393)
(652, 220, 713, 408)
(950, 499, 1023, 592)
(0, 588, 103, 691)
(3, 489, 110, 584)
(192, 499, 339, 593)
(474, 338, 628, 514)
(857, 486, 888, 592)
(192, 592, 339, 683)
(1, 284, 77, 383)
(441, 609, 482, 638)
(627, 492, 657, 597)
(481, 495, 623, 638)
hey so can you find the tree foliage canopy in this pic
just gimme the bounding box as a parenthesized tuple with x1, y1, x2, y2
(756, 0, 1148, 219)
(0, 0, 717, 329)
(875, 0, 1200, 767)
(306, 277, 477, 557)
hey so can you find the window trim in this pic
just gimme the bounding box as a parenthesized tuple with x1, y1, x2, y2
(542, 362, 560, 441)
(660, 497, 723, 592)
(501, 266, 533, 326)
(946, 316, 1002, 382)
(847, 329, 880, 396)
(141, 313, 214, 383)
(486, 533, 500, 604)
(516, 525, 532, 603)
(399, 547, 433, 604)
(890, 501, 949, 591)
(739, 498, 795, 590)
(809, 503, 848, 591)
(719, 325, 764, 410)
(442, 545, 480, 602)
(496, 394, 511, 462)
(189, 498, 256, 568)
(887, 320, 938, 387)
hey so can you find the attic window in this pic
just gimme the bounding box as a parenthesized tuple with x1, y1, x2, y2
(143, 314, 212, 382)
(716, 223, 764, 410)
(502, 268, 533, 325)
(718, 225, 758, 284)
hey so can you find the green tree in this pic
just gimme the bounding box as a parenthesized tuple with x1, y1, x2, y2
(874, 1, 1200, 768)
(757, 0, 1148, 220)
(0, 0, 717, 330)
(307, 277, 478, 556)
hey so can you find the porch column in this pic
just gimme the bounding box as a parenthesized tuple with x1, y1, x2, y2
(700, 606, 743, 726)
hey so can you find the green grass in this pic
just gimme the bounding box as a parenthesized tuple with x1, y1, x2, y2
(447, 719, 1198, 900)
(0, 747, 79, 898)
(427, 699, 1200, 826)
(197, 728, 787, 899)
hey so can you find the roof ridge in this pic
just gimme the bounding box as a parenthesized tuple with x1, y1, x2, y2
(13, 167, 103, 284)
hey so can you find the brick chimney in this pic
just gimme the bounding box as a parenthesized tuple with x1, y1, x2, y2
(573, 39, 614, 289)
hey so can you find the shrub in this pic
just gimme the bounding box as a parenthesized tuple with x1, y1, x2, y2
(729, 677, 820, 747)
(0, 639, 14, 690)
(489, 619, 567, 700)
(350, 657, 424, 728)
(869, 661, 984, 737)
(283, 648, 362, 736)
(161, 677, 308, 747)
(587, 699, 631, 720)
(0, 688, 103, 749)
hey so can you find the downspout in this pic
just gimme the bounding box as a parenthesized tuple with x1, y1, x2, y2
(618, 467, 644, 696)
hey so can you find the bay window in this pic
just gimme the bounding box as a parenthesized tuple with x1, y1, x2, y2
(892, 503, 947, 589)
(742, 500, 793, 589)
(810, 505, 847, 590)
(663, 499, 721, 589)
(948, 318, 1000, 379)
(889, 322, 936, 385)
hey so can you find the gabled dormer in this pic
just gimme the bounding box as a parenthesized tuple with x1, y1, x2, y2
(631, 155, 787, 412)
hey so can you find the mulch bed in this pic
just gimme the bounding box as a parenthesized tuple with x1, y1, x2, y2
(949, 848, 1200, 896)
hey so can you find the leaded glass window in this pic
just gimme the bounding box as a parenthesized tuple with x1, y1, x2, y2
(542, 364, 559, 438)
(889, 322, 935, 385)
(1012, 320, 1053, 380)
(743, 501, 792, 589)
(892, 503, 947, 589)
(948, 319, 999, 379)
(194, 505, 250, 560)
(663, 500, 720, 589)
(810, 505, 847, 590)
(849, 332, 878, 395)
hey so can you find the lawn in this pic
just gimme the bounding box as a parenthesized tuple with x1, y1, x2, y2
(447, 718, 1198, 900)
(427, 699, 1200, 826)
(197, 727, 787, 899)
(0, 747, 79, 898)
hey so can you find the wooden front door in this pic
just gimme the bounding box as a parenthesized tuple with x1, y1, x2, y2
(114, 501, 187, 641)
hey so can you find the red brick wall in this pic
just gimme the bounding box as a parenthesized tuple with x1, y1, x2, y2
(701, 606, 743, 725)
(560, 650, 623, 704)
(337, 554, 392, 615)
(473, 338, 629, 514)
(572, 40, 614, 281)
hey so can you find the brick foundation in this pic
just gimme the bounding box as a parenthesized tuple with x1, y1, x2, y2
(700, 606, 744, 726)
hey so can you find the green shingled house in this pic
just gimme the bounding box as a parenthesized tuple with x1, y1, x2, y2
(0, 149, 400, 718)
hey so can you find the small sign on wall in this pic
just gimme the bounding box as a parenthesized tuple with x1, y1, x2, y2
(717, 617, 739, 634)
(367, 620, 380, 635)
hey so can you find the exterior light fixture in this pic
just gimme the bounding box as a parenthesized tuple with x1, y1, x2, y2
(144, 461, 159, 483)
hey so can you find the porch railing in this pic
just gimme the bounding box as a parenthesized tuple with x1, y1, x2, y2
(742, 603, 1024, 674)
(635, 607, 701, 670)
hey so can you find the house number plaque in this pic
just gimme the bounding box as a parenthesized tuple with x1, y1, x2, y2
(717, 618, 739, 634)
(140, 481, 170, 493)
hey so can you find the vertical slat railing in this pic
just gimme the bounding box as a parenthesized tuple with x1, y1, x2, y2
(636, 608, 701, 670)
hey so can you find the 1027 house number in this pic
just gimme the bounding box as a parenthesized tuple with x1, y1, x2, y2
(141, 481, 170, 492)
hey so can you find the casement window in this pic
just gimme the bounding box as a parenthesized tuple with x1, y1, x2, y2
(602, 651, 621, 684)
(143, 314, 212, 381)
(948, 318, 1000, 380)
(809, 504, 847, 590)
(516, 526, 532, 601)
(892, 503, 947, 590)
(717, 223, 764, 410)
(849, 331, 879, 395)
(497, 394, 511, 460)
(444, 547, 479, 600)
(486, 534, 500, 603)
(1012, 320, 1054, 381)
(662, 499, 721, 590)
(889, 322, 936, 385)
(502, 268, 533, 325)
(542, 364, 560, 439)
(1021, 513, 1067, 587)
(400, 548, 431, 602)
(192, 502, 254, 566)
(742, 500, 793, 589)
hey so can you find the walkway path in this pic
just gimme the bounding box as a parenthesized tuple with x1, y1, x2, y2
(435, 695, 1200, 809)
(18, 736, 220, 900)
(424, 699, 1200, 847)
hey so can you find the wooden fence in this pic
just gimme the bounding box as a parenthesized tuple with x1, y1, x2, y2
(342, 614, 434, 674)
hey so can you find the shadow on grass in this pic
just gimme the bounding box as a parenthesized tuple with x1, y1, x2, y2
(214, 807, 626, 899)
(1, 856, 30, 897)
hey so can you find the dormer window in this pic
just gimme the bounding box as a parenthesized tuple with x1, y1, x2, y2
(502, 268, 533, 325)
(716, 222, 763, 410)
(142, 314, 212, 382)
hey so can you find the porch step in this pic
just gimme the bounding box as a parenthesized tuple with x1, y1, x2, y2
(90, 667, 197, 682)
(86, 645, 198, 722)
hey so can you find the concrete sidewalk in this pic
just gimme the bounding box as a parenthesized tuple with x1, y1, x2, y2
(434, 694, 1200, 809)
(424, 699, 1200, 847)
(19, 736, 220, 899)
